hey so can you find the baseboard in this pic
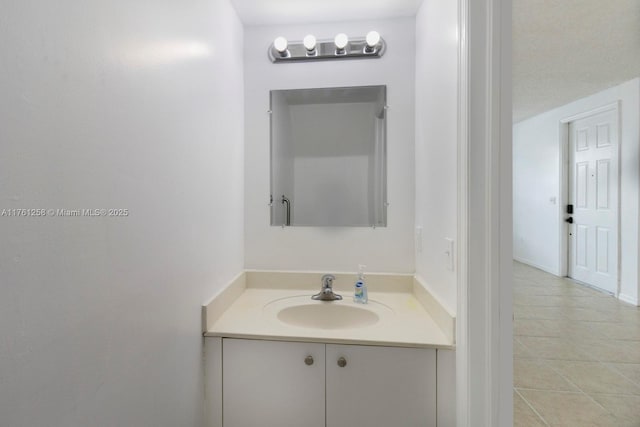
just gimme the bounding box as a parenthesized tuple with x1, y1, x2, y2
(513, 256, 561, 277)
(618, 293, 639, 307)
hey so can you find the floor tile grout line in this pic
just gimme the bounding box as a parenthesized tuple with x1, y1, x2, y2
(542, 360, 593, 398)
(516, 351, 640, 367)
(582, 391, 640, 398)
(519, 361, 619, 419)
(601, 363, 640, 390)
(579, 389, 619, 416)
(540, 333, 639, 410)
(514, 388, 549, 426)
(573, 339, 640, 391)
(513, 364, 580, 393)
(515, 387, 583, 394)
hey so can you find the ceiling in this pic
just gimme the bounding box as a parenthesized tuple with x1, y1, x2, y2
(229, 0, 423, 26)
(230, 0, 640, 123)
(513, 0, 640, 122)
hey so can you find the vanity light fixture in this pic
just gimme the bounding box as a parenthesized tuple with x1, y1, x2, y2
(273, 36, 289, 57)
(268, 31, 386, 63)
(303, 34, 317, 55)
(334, 33, 349, 54)
(365, 31, 381, 53)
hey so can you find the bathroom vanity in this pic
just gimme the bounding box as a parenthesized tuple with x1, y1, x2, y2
(203, 271, 455, 427)
(220, 338, 434, 427)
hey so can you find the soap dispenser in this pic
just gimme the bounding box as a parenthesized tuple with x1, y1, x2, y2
(353, 264, 368, 304)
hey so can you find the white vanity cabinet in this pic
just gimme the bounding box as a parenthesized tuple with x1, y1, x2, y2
(217, 338, 436, 427)
(325, 344, 436, 427)
(222, 339, 325, 427)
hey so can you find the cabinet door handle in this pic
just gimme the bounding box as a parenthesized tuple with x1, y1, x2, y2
(337, 357, 347, 368)
(305, 355, 314, 366)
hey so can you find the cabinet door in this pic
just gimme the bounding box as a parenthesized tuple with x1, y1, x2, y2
(326, 344, 436, 427)
(222, 338, 325, 427)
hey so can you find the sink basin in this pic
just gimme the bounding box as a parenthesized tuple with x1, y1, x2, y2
(277, 304, 380, 329)
(262, 295, 393, 330)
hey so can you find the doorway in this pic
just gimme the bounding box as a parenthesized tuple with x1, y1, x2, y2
(562, 104, 620, 295)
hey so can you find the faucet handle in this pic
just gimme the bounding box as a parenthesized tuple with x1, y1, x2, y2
(321, 274, 336, 288)
(312, 274, 341, 301)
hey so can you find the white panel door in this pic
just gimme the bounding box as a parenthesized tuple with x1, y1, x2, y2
(568, 108, 618, 293)
(325, 344, 436, 427)
(222, 339, 325, 427)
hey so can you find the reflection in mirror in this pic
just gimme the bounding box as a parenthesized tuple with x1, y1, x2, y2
(270, 85, 387, 227)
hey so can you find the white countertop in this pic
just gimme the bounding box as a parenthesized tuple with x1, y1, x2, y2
(204, 285, 454, 349)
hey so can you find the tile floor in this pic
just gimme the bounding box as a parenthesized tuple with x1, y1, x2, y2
(513, 261, 640, 426)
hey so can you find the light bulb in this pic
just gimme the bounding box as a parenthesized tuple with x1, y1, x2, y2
(303, 34, 316, 51)
(273, 36, 288, 53)
(334, 33, 349, 50)
(366, 31, 381, 47)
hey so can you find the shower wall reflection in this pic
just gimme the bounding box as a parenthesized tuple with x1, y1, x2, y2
(270, 85, 387, 227)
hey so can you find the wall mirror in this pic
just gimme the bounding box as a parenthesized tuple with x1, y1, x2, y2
(270, 85, 387, 227)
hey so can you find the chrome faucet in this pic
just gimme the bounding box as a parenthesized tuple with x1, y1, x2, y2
(312, 274, 342, 301)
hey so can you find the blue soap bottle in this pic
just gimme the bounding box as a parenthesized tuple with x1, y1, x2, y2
(353, 264, 368, 304)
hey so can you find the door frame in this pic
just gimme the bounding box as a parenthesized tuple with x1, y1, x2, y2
(457, 0, 512, 425)
(558, 101, 621, 295)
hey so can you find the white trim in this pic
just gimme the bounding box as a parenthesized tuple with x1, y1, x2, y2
(558, 121, 570, 277)
(560, 102, 619, 124)
(615, 102, 623, 298)
(618, 293, 639, 306)
(513, 256, 561, 277)
(457, 0, 512, 425)
(456, 0, 469, 423)
(204, 337, 223, 427)
(498, 0, 514, 422)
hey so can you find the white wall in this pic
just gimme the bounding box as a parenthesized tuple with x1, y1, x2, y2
(513, 78, 640, 304)
(0, 1, 245, 426)
(413, 1, 459, 425)
(414, 0, 459, 314)
(244, 19, 416, 273)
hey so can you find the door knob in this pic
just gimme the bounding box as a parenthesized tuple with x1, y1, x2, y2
(566, 217, 574, 224)
(305, 355, 314, 366)
(337, 357, 347, 368)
